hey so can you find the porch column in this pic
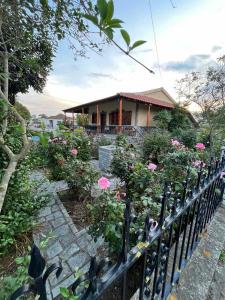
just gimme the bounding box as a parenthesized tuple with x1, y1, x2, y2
(72, 112, 75, 130)
(118, 97, 123, 132)
(96, 104, 100, 133)
(146, 104, 151, 127)
(64, 112, 67, 124)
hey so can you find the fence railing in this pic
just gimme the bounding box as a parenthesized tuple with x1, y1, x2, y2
(10, 154, 225, 300)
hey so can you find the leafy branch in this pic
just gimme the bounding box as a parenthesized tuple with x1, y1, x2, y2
(83, 0, 154, 74)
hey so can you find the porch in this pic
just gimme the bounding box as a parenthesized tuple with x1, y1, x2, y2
(63, 91, 174, 135)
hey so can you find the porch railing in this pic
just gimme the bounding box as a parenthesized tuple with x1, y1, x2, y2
(10, 153, 225, 300)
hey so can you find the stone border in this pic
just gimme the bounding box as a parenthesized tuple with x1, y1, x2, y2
(32, 171, 104, 299)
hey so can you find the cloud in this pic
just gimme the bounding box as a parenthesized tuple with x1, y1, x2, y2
(88, 72, 119, 81)
(134, 48, 152, 54)
(161, 54, 213, 72)
(211, 45, 222, 53)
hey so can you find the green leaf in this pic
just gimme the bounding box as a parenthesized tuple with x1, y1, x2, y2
(120, 29, 130, 47)
(97, 0, 108, 20)
(60, 287, 70, 298)
(130, 40, 147, 51)
(106, 0, 114, 21)
(83, 14, 99, 26)
(104, 27, 114, 40)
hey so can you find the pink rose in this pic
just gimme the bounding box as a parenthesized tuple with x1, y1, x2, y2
(171, 139, 180, 146)
(195, 143, 205, 150)
(62, 140, 67, 145)
(148, 163, 157, 171)
(71, 148, 78, 156)
(98, 177, 111, 190)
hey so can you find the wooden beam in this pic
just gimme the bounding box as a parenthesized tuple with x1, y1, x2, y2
(96, 104, 100, 132)
(146, 104, 151, 127)
(64, 112, 67, 124)
(72, 112, 75, 130)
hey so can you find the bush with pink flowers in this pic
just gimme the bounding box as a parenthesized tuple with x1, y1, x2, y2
(87, 182, 125, 254)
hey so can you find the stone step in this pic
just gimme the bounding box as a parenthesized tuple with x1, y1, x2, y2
(170, 204, 225, 300)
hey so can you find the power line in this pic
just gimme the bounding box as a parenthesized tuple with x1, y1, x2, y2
(148, 0, 162, 83)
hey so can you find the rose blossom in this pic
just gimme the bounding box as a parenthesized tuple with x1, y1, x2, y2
(98, 177, 111, 190)
(195, 143, 205, 150)
(148, 163, 157, 171)
(171, 139, 180, 146)
(71, 148, 78, 156)
(62, 140, 67, 145)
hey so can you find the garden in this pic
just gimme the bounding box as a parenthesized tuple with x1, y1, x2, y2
(1, 100, 225, 299)
(1, 0, 225, 299)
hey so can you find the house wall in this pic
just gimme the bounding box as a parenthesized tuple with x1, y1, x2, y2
(87, 98, 170, 127)
(136, 104, 162, 126)
(88, 99, 136, 126)
(138, 90, 174, 105)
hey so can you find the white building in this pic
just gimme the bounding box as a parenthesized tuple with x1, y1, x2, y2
(43, 114, 65, 129)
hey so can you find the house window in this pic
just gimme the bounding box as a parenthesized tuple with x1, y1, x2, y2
(92, 112, 97, 124)
(123, 111, 132, 125)
(109, 111, 132, 125)
(109, 111, 118, 125)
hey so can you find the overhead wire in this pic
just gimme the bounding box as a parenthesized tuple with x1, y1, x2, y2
(148, 0, 163, 83)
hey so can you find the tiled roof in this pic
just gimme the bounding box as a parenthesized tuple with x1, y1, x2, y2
(63, 91, 174, 112)
(119, 92, 174, 108)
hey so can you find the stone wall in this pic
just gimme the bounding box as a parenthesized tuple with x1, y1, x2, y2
(98, 145, 118, 172)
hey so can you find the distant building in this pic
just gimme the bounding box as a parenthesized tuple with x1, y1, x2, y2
(42, 114, 65, 129)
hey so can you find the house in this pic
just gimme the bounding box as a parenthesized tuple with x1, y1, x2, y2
(43, 114, 66, 129)
(63, 87, 177, 134)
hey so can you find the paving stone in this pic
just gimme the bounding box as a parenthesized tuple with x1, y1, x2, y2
(59, 233, 76, 248)
(46, 214, 54, 221)
(53, 224, 72, 237)
(60, 243, 80, 260)
(51, 274, 75, 298)
(51, 217, 66, 228)
(77, 236, 91, 249)
(53, 211, 64, 219)
(39, 207, 51, 217)
(49, 261, 71, 287)
(86, 242, 97, 257)
(46, 241, 63, 259)
(51, 204, 59, 213)
(68, 252, 89, 271)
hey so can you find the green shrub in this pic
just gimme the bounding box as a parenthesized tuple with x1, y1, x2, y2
(171, 128, 197, 148)
(155, 110, 172, 130)
(115, 133, 128, 147)
(63, 159, 99, 200)
(0, 251, 30, 300)
(88, 189, 125, 254)
(0, 159, 49, 255)
(143, 130, 171, 162)
(110, 146, 137, 182)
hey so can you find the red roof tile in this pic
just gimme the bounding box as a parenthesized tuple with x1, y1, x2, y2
(63, 91, 174, 112)
(120, 92, 174, 108)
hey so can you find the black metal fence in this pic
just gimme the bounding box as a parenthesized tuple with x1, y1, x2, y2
(10, 154, 225, 300)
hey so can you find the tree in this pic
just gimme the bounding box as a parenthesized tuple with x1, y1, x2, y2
(0, 0, 151, 211)
(15, 102, 31, 121)
(177, 58, 225, 155)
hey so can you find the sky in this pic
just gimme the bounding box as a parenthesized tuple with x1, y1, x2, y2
(19, 0, 225, 116)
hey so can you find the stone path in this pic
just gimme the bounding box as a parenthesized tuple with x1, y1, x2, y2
(31, 171, 104, 299)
